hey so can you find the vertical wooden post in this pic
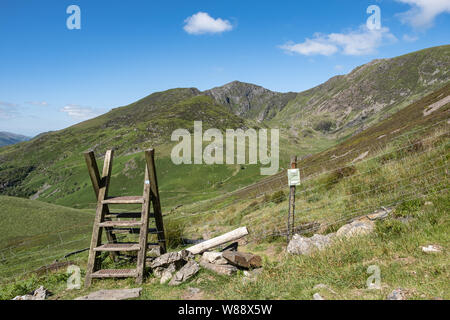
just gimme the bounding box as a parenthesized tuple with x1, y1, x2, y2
(85, 149, 114, 288)
(145, 149, 166, 254)
(287, 156, 297, 242)
(84, 151, 118, 261)
(136, 159, 151, 284)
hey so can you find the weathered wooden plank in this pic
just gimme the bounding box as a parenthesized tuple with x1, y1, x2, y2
(94, 243, 140, 252)
(186, 227, 249, 255)
(90, 269, 137, 278)
(99, 221, 143, 228)
(102, 196, 144, 204)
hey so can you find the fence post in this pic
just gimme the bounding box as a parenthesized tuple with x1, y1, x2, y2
(287, 155, 297, 242)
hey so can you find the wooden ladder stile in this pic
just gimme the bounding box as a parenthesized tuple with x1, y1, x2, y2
(84, 149, 166, 288)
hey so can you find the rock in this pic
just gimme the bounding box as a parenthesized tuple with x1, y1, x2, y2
(202, 251, 229, 265)
(33, 286, 48, 300)
(160, 263, 177, 284)
(313, 293, 324, 300)
(13, 286, 48, 300)
(147, 246, 161, 257)
(421, 244, 442, 253)
(150, 249, 193, 269)
(200, 260, 238, 276)
(336, 220, 374, 238)
(222, 251, 262, 269)
(182, 287, 204, 300)
(75, 288, 142, 300)
(169, 260, 200, 286)
(287, 233, 334, 255)
(366, 207, 392, 220)
(242, 268, 263, 283)
(387, 288, 407, 300)
(424, 201, 433, 206)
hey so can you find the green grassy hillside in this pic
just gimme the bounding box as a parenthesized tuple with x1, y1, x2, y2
(1, 98, 447, 299)
(0, 196, 94, 282)
(272, 45, 450, 138)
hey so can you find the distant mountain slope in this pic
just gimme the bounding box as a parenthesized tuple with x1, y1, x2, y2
(0, 132, 29, 147)
(204, 81, 297, 121)
(271, 45, 450, 136)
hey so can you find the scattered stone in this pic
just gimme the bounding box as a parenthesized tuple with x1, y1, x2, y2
(424, 201, 433, 206)
(387, 288, 407, 300)
(200, 260, 238, 276)
(160, 263, 177, 284)
(222, 251, 262, 269)
(242, 268, 263, 283)
(336, 220, 374, 238)
(169, 260, 200, 286)
(12, 286, 49, 300)
(182, 287, 204, 300)
(366, 207, 392, 220)
(75, 288, 142, 300)
(421, 244, 442, 253)
(147, 246, 161, 257)
(313, 293, 325, 300)
(287, 233, 334, 255)
(150, 249, 193, 269)
(397, 216, 414, 224)
(202, 251, 228, 265)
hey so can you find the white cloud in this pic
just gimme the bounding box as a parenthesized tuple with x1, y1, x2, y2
(60, 104, 98, 120)
(280, 39, 338, 56)
(183, 12, 233, 35)
(26, 101, 49, 106)
(280, 25, 396, 56)
(396, 0, 450, 29)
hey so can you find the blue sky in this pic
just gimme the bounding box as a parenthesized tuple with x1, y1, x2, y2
(0, 0, 449, 136)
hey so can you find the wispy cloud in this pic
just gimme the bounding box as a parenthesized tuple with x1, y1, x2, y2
(60, 104, 98, 120)
(0, 101, 19, 108)
(0, 101, 19, 119)
(183, 12, 233, 35)
(396, 0, 450, 29)
(280, 25, 396, 56)
(26, 101, 49, 106)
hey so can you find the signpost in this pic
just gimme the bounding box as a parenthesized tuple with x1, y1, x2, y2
(287, 156, 299, 242)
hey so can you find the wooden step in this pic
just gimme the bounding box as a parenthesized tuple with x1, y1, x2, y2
(94, 243, 140, 252)
(99, 220, 142, 228)
(91, 269, 137, 278)
(111, 227, 159, 235)
(102, 196, 144, 204)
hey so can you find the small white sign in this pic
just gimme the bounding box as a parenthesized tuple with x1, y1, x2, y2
(287, 169, 300, 186)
